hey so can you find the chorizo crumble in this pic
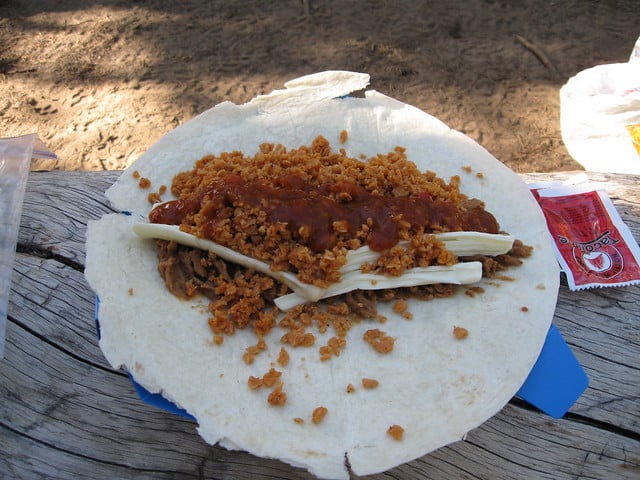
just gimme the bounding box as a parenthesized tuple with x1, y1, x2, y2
(312, 406, 328, 424)
(362, 378, 379, 389)
(387, 424, 405, 441)
(363, 329, 395, 354)
(268, 382, 287, 407)
(453, 326, 469, 340)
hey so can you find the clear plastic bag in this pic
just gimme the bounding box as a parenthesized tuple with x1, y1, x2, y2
(0, 134, 56, 358)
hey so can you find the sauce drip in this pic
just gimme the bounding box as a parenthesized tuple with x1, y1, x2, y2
(149, 174, 499, 252)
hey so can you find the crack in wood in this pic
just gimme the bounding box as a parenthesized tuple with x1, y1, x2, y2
(7, 314, 124, 378)
(1, 422, 194, 477)
(510, 397, 640, 442)
(565, 411, 640, 442)
(16, 243, 85, 272)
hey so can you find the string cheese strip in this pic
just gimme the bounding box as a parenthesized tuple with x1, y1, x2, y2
(274, 262, 483, 311)
(341, 231, 515, 274)
(133, 223, 326, 302)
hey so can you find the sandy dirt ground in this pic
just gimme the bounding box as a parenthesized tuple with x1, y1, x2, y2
(1, 0, 638, 172)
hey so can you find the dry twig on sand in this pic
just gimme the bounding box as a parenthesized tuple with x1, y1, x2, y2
(514, 34, 559, 75)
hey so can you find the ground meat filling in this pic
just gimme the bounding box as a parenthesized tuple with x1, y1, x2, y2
(461, 239, 533, 277)
(155, 238, 531, 329)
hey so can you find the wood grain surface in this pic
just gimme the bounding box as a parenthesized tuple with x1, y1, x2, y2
(2, 171, 639, 479)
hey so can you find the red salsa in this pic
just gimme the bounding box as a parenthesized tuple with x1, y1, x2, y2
(149, 174, 499, 253)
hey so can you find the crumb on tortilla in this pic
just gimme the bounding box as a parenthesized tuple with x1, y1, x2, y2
(387, 424, 404, 441)
(339, 129, 348, 144)
(465, 286, 485, 298)
(346, 383, 356, 393)
(132, 170, 140, 179)
(312, 406, 328, 424)
(138, 177, 151, 189)
(363, 328, 395, 354)
(248, 375, 263, 390)
(127, 287, 134, 296)
(277, 347, 290, 367)
(476, 172, 484, 179)
(243, 335, 267, 364)
(362, 378, 379, 389)
(213, 335, 224, 345)
(536, 283, 546, 290)
(319, 336, 346, 361)
(294, 417, 305, 424)
(268, 382, 287, 406)
(453, 326, 469, 340)
(148, 185, 168, 204)
(462, 165, 472, 173)
(392, 299, 413, 319)
(249, 368, 287, 404)
(281, 329, 316, 347)
(495, 275, 515, 282)
(521, 306, 529, 312)
(262, 367, 283, 388)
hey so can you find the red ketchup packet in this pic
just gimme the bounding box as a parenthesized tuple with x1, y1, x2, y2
(529, 181, 640, 291)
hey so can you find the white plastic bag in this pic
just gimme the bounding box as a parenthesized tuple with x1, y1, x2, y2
(560, 36, 640, 174)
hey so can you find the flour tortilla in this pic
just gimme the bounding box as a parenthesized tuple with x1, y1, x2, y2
(85, 71, 559, 479)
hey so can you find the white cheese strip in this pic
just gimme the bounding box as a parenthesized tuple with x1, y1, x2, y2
(133, 223, 326, 302)
(432, 231, 515, 257)
(341, 232, 514, 274)
(274, 262, 483, 310)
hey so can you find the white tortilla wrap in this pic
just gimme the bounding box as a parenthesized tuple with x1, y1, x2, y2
(85, 71, 559, 479)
